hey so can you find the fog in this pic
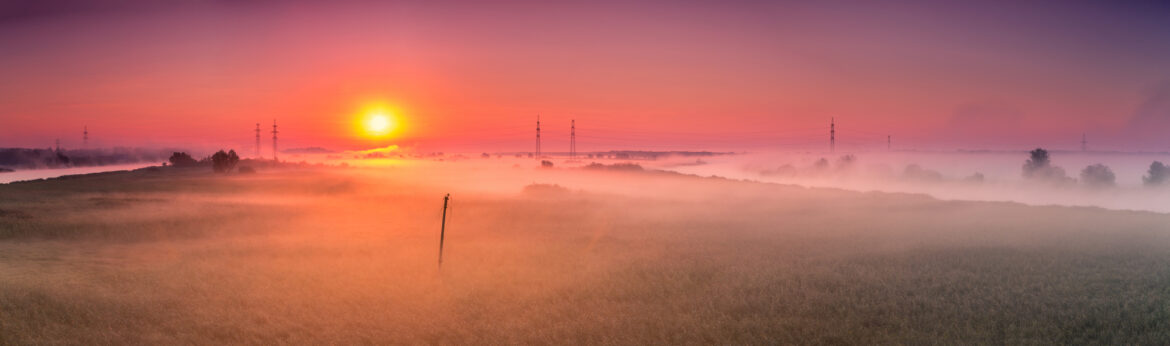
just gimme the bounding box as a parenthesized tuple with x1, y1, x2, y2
(276, 148, 1170, 213)
(636, 150, 1170, 213)
(4, 154, 1170, 343)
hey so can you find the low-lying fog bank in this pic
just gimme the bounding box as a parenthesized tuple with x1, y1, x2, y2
(3, 161, 1170, 344)
(639, 151, 1170, 213)
(282, 148, 1169, 213)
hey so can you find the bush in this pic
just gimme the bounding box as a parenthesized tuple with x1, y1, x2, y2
(211, 150, 240, 173)
(1144, 161, 1168, 187)
(168, 152, 198, 167)
(540, 160, 554, 168)
(1079, 164, 1116, 188)
(238, 166, 256, 174)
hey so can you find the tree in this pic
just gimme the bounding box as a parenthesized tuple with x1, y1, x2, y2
(1079, 164, 1115, 188)
(1022, 148, 1049, 177)
(1144, 161, 1168, 187)
(168, 152, 197, 167)
(211, 149, 240, 173)
(1022, 148, 1068, 181)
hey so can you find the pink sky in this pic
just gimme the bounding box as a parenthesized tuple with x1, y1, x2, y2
(1, 1, 1168, 153)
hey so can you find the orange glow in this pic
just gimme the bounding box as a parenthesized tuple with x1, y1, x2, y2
(354, 103, 403, 140)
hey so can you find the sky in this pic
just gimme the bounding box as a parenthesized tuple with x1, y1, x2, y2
(1, 0, 1168, 154)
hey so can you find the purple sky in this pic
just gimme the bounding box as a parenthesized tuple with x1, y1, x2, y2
(1, 0, 1168, 152)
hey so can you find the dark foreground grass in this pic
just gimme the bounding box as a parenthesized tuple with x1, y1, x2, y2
(1, 165, 1169, 344)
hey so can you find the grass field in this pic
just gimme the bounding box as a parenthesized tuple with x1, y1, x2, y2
(2, 164, 1170, 344)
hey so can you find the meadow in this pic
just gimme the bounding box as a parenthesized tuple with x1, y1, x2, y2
(2, 162, 1169, 344)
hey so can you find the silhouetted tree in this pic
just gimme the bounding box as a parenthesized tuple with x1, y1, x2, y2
(211, 150, 240, 173)
(1079, 163, 1115, 188)
(1023, 148, 1049, 176)
(1144, 161, 1168, 187)
(1022, 148, 1068, 181)
(168, 152, 197, 167)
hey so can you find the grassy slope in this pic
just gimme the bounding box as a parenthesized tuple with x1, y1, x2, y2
(1, 166, 1169, 344)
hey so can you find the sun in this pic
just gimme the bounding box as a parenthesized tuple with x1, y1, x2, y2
(354, 104, 402, 140)
(365, 113, 392, 134)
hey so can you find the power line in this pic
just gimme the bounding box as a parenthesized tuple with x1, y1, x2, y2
(255, 123, 261, 158)
(830, 118, 836, 153)
(271, 119, 279, 161)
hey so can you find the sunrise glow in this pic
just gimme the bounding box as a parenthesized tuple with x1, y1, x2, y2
(3, 2, 1170, 343)
(355, 104, 401, 140)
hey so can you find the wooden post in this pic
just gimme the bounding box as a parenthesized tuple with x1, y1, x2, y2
(438, 194, 449, 269)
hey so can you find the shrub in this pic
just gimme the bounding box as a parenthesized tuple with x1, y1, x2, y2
(238, 166, 256, 174)
(1079, 164, 1116, 188)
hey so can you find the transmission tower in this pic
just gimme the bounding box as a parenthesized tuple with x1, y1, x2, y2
(535, 115, 541, 159)
(570, 119, 576, 159)
(830, 118, 836, 153)
(83, 126, 88, 148)
(1081, 133, 1087, 152)
(887, 135, 891, 151)
(255, 123, 261, 158)
(271, 119, 279, 161)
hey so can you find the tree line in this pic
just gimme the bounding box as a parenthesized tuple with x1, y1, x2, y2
(1023, 148, 1167, 188)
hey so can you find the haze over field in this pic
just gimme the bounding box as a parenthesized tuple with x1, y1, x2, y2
(3, 162, 1170, 344)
